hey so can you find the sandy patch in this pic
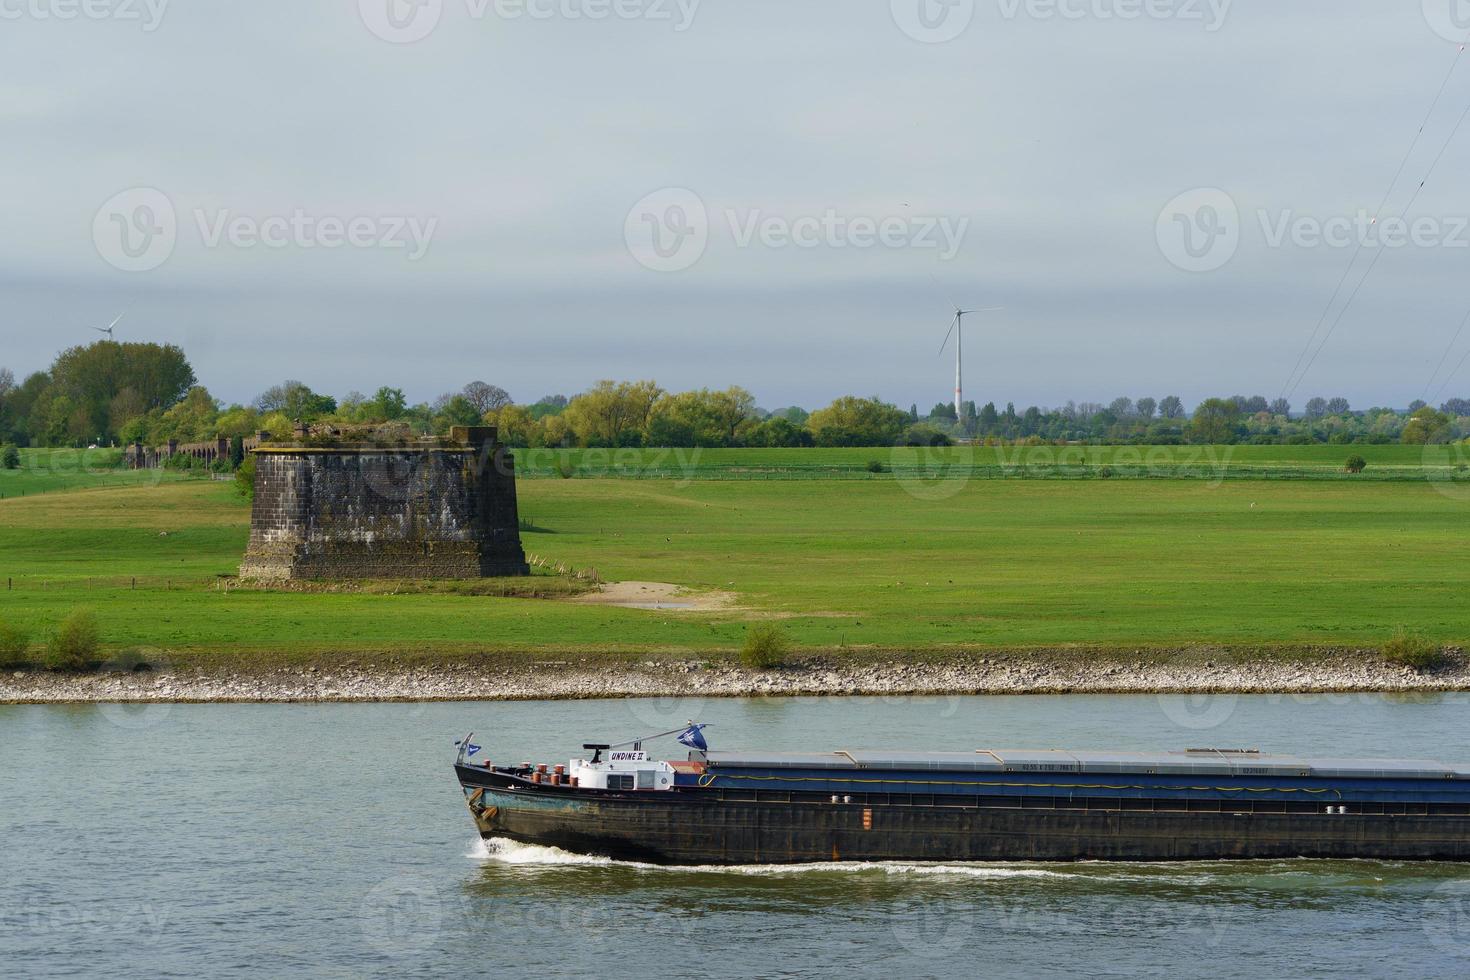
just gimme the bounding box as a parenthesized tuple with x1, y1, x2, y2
(569, 580, 738, 612)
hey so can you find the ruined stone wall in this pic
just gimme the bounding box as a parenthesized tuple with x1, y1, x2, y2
(240, 427, 529, 580)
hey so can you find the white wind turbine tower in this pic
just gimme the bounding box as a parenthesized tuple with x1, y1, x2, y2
(91, 313, 124, 341)
(937, 303, 1002, 419)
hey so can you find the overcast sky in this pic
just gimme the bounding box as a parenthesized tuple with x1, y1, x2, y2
(4, 1, 1470, 411)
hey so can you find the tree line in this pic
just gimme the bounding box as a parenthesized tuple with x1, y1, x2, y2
(2, 341, 1467, 456)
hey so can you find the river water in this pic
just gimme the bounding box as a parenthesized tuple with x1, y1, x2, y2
(5, 693, 1470, 978)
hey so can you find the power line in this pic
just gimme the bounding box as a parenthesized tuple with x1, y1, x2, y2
(1423, 306, 1470, 402)
(1284, 86, 1470, 399)
(1278, 36, 1469, 400)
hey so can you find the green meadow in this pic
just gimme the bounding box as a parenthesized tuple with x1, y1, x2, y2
(0, 448, 188, 498)
(513, 443, 1469, 481)
(1, 452, 1467, 666)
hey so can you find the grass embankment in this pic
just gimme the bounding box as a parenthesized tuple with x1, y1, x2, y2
(513, 444, 1470, 481)
(0, 472, 1465, 669)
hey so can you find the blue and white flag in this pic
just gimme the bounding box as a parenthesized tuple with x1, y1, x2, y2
(466, 743, 482, 757)
(676, 724, 709, 752)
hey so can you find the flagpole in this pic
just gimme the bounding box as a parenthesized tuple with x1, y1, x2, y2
(604, 722, 709, 751)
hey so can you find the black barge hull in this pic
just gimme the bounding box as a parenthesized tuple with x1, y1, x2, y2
(456, 766, 1470, 864)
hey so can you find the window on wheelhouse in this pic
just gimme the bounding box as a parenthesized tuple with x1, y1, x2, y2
(637, 770, 655, 790)
(607, 774, 634, 790)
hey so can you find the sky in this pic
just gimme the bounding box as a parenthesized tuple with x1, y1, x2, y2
(4, 0, 1470, 412)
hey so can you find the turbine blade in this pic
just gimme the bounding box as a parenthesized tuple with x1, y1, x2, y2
(108, 314, 124, 329)
(938, 313, 958, 355)
(929, 273, 961, 314)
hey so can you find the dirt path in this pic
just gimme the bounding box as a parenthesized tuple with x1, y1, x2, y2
(568, 580, 738, 612)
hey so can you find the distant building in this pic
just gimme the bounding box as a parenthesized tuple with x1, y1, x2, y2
(240, 425, 529, 580)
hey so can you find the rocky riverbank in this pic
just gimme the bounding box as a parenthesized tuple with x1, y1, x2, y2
(3, 652, 1468, 703)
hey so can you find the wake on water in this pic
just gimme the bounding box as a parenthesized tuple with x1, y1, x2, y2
(469, 837, 1077, 879)
(468, 838, 1401, 886)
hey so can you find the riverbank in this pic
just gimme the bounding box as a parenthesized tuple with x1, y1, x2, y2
(4, 651, 1467, 703)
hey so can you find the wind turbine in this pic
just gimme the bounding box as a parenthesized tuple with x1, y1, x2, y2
(937, 303, 1002, 419)
(91, 314, 124, 341)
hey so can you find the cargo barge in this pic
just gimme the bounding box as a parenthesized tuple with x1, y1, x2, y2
(453, 729, 1470, 864)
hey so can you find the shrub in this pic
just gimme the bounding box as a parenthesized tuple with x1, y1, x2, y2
(556, 461, 576, 479)
(1, 444, 19, 469)
(234, 455, 256, 502)
(866, 460, 887, 474)
(1382, 629, 1446, 671)
(1098, 465, 1114, 479)
(0, 621, 30, 665)
(740, 623, 790, 670)
(1345, 455, 1367, 474)
(45, 610, 101, 671)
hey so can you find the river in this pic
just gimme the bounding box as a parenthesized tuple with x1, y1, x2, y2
(5, 694, 1470, 978)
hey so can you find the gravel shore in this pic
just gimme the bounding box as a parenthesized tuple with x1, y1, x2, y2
(3, 653, 1467, 703)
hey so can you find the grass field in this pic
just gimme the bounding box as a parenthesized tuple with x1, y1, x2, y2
(0, 469, 1465, 667)
(513, 444, 1470, 481)
(0, 448, 185, 498)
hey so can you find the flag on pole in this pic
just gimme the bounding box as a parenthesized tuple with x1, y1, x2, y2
(676, 724, 709, 752)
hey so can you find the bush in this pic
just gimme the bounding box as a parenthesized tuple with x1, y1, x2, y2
(235, 455, 256, 502)
(45, 610, 101, 671)
(0, 621, 31, 666)
(1345, 455, 1367, 474)
(740, 623, 790, 670)
(866, 460, 887, 474)
(1, 444, 19, 469)
(1382, 629, 1446, 671)
(1098, 465, 1114, 479)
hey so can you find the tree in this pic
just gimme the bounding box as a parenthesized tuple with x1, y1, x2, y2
(746, 416, 812, 448)
(978, 401, 1000, 431)
(1325, 397, 1350, 415)
(1108, 397, 1134, 418)
(485, 404, 535, 446)
(151, 386, 220, 443)
(1408, 399, 1427, 413)
(770, 406, 810, 424)
(1, 444, 19, 469)
(1402, 406, 1453, 444)
(361, 387, 408, 422)
(434, 395, 483, 431)
(806, 396, 910, 446)
(1442, 398, 1470, 417)
(909, 403, 920, 422)
(706, 386, 757, 444)
(929, 402, 957, 421)
(0, 367, 14, 399)
(1345, 454, 1367, 474)
(1135, 397, 1157, 420)
(48, 341, 195, 443)
(643, 387, 755, 447)
(1269, 397, 1291, 417)
(1304, 397, 1328, 419)
(563, 380, 664, 446)
(255, 380, 336, 421)
(1186, 398, 1241, 444)
(899, 424, 953, 446)
(462, 381, 513, 414)
(1158, 395, 1185, 419)
(1231, 395, 1268, 415)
